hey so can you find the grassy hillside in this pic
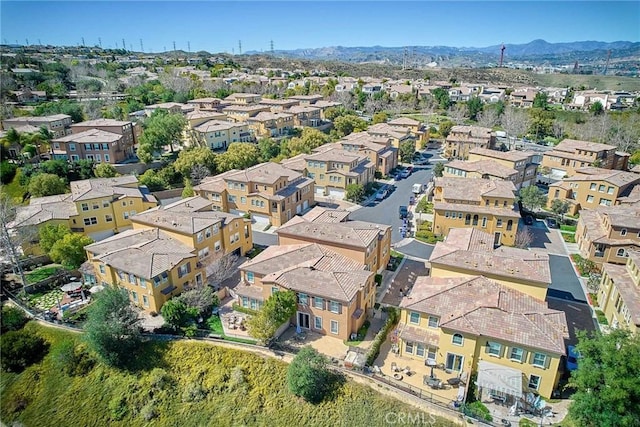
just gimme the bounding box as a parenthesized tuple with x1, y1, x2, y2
(0, 323, 457, 426)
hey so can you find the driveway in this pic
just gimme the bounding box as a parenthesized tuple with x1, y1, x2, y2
(525, 218, 567, 256)
(547, 254, 587, 303)
(546, 298, 596, 347)
(252, 230, 278, 247)
(395, 240, 435, 260)
(350, 161, 437, 243)
(380, 258, 430, 306)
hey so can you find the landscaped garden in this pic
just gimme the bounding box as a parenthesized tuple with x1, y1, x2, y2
(24, 265, 64, 284)
(570, 254, 599, 277)
(25, 289, 65, 311)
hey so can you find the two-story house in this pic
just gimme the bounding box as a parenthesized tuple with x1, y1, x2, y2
(468, 147, 539, 189)
(2, 114, 73, 138)
(186, 97, 226, 111)
(541, 139, 629, 178)
(287, 94, 323, 105)
(547, 168, 640, 216)
(70, 118, 140, 152)
(444, 126, 495, 160)
(10, 176, 158, 244)
(366, 123, 416, 151)
(428, 228, 551, 301)
(576, 205, 640, 265)
(397, 274, 568, 399)
(222, 104, 271, 122)
(193, 162, 315, 227)
(276, 208, 391, 273)
(387, 117, 428, 147)
(443, 160, 519, 184)
(144, 102, 191, 116)
(259, 98, 301, 112)
(51, 129, 130, 163)
(224, 93, 262, 105)
(339, 132, 399, 176)
(597, 251, 640, 334)
(288, 105, 322, 127)
(191, 120, 253, 150)
(247, 112, 295, 138)
(432, 177, 520, 246)
(235, 243, 375, 341)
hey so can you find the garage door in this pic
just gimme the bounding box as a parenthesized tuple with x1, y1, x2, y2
(315, 186, 325, 195)
(251, 213, 271, 225)
(230, 209, 245, 216)
(296, 204, 302, 214)
(303, 200, 309, 210)
(328, 188, 345, 199)
(88, 229, 115, 242)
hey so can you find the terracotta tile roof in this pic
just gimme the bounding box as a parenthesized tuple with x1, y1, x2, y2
(434, 177, 517, 201)
(10, 194, 77, 228)
(398, 324, 440, 347)
(132, 202, 242, 235)
(53, 128, 122, 143)
(400, 276, 567, 354)
(71, 118, 132, 127)
(469, 147, 535, 163)
(567, 168, 640, 187)
(69, 176, 150, 202)
(276, 217, 389, 249)
(302, 206, 350, 223)
(279, 153, 308, 172)
(446, 159, 518, 179)
(602, 260, 640, 326)
(194, 119, 243, 133)
(388, 117, 420, 126)
(555, 138, 616, 153)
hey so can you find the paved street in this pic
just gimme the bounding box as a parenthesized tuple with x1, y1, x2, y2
(547, 298, 596, 347)
(350, 149, 440, 243)
(526, 218, 567, 256)
(547, 254, 587, 303)
(395, 240, 435, 260)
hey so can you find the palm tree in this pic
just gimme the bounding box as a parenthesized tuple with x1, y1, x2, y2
(38, 126, 54, 157)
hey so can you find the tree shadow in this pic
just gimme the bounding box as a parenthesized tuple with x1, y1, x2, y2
(320, 369, 347, 403)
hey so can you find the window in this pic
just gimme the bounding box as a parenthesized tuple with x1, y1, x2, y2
(587, 195, 594, 203)
(481, 217, 487, 228)
(487, 341, 502, 356)
(142, 296, 149, 308)
(405, 341, 414, 354)
(240, 196, 246, 204)
(330, 320, 338, 335)
(197, 232, 204, 243)
(607, 186, 614, 194)
(409, 312, 420, 325)
(472, 215, 479, 226)
(616, 248, 627, 257)
(532, 353, 547, 368)
(140, 278, 146, 289)
(123, 211, 129, 220)
(428, 316, 439, 328)
(104, 154, 110, 163)
(271, 287, 279, 295)
(329, 301, 340, 314)
(69, 143, 76, 152)
(105, 214, 113, 222)
(506, 220, 513, 231)
(81, 203, 89, 211)
(131, 291, 138, 303)
(598, 184, 605, 192)
(83, 217, 98, 226)
(590, 183, 596, 190)
(92, 202, 100, 210)
(416, 343, 425, 357)
(599, 198, 611, 206)
(496, 218, 503, 227)
(205, 227, 212, 239)
(620, 229, 627, 236)
(246, 272, 254, 283)
(452, 333, 463, 346)
(509, 347, 524, 362)
(198, 247, 209, 259)
(465, 214, 471, 225)
(128, 273, 136, 283)
(528, 375, 541, 390)
(178, 262, 191, 278)
(99, 264, 105, 274)
(298, 293, 308, 305)
(214, 241, 221, 252)
(313, 297, 324, 309)
(314, 316, 322, 329)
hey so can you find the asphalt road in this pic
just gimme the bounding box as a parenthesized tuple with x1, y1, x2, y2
(395, 240, 435, 260)
(547, 254, 587, 303)
(350, 149, 440, 243)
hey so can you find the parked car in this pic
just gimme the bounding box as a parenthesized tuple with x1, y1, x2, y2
(398, 169, 410, 179)
(524, 216, 534, 225)
(399, 205, 408, 219)
(566, 345, 580, 371)
(546, 218, 558, 228)
(375, 186, 389, 201)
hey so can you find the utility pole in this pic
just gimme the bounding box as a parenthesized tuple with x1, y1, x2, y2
(0, 199, 28, 297)
(37, 39, 41, 46)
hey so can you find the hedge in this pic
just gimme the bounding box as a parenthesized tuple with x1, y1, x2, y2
(365, 307, 400, 366)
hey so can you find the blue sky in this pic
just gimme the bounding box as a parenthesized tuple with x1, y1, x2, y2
(1, 1, 639, 53)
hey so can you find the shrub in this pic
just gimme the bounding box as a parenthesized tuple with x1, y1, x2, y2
(595, 310, 608, 325)
(287, 347, 330, 403)
(140, 400, 158, 421)
(109, 395, 128, 421)
(0, 161, 17, 184)
(182, 381, 207, 402)
(231, 303, 258, 316)
(466, 401, 493, 422)
(366, 307, 399, 366)
(1, 305, 29, 333)
(0, 329, 49, 372)
(51, 340, 95, 376)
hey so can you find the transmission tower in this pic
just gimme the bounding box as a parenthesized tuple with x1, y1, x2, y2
(25, 39, 29, 46)
(173, 40, 176, 51)
(238, 40, 242, 55)
(270, 40, 274, 54)
(98, 37, 102, 48)
(81, 37, 85, 47)
(140, 39, 144, 52)
(38, 39, 41, 46)
(122, 38, 126, 50)
(188, 41, 191, 53)
(499, 44, 506, 67)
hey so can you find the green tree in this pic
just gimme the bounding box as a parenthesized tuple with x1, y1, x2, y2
(629, 150, 640, 165)
(372, 112, 388, 124)
(518, 185, 546, 211)
(345, 183, 365, 202)
(332, 115, 367, 138)
(137, 111, 187, 162)
(0, 329, 49, 372)
(532, 92, 549, 110)
(399, 140, 415, 163)
(215, 143, 260, 172)
(94, 163, 119, 178)
(161, 299, 195, 329)
(28, 173, 67, 197)
(175, 287, 218, 317)
(431, 88, 451, 110)
(84, 286, 142, 368)
(439, 120, 454, 137)
(568, 330, 640, 427)
(433, 162, 444, 177)
(181, 180, 195, 198)
(33, 100, 84, 123)
(39, 223, 71, 253)
(138, 169, 168, 192)
(49, 233, 93, 269)
(247, 290, 297, 342)
(40, 159, 69, 177)
(287, 128, 332, 156)
(589, 101, 604, 115)
(550, 199, 570, 220)
(287, 346, 330, 403)
(0, 161, 17, 185)
(70, 159, 95, 180)
(173, 147, 216, 176)
(257, 138, 281, 162)
(1, 305, 29, 333)
(528, 108, 554, 140)
(467, 97, 483, 121)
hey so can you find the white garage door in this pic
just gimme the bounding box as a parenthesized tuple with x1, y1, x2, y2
(251, 213, 271, 225)
(88, 229, 115, 242)
(296, 204, 302, 214)
(328, 188, 345, 199)
(315, 186, 325, 195)
(303, 200, 309, 210)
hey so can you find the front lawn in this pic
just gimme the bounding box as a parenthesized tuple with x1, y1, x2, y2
(561, 232, 576, 243)
(25, 265, 64, 284)
(560, 224, 577, 232)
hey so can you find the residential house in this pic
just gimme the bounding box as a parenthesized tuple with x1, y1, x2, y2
(51, 129, 131, 163)
(191, 120, 253, 150)
(339, 132, 399, 176)
(144, 102, 190, 116)
(432, 177, 520, 246)
(314, 100, 344, 120)
(597, 251, 640, 334)
(247, 112, 295, 138)
(276, 208, 391, 273)
(186, 97, 226, 111)
(396, 274, 568, 399)
(576, 206, 640, 265)
(547, 168, 640, 216)
(478, 87, 506, 103)
(9, 87, 46, 103)
(468, 147, 539, 189)
(10, 176, 158, 243)
(223, 104, 271, 122)
(509, 89, 538, 108)
(389, 84, 415, 99)
(444, 126, 495, 160)
(366, 123, 417, 151)
(388, 117, 428, 147)
(570, 91, 612, 110)
(443, 160, 519, 183)
(288, 105, 322, 127)
(259, 98, 301, 112)
(193, 162, 315, 227)
(2, 114, 72, 138)
(428, 228, 552, 301)
(84, 228, 199, 313)
(224, 93, 262, 105)
(447, 86, 476, 102)
(71, 118, 141, 156)
(288, 94, 323, 105)
(541, 139, 629, 178)
(235, 243, 375, 341)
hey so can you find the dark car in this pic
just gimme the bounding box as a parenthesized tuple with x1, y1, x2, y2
(566, 345, 580, 371)
(546, 218, 558, 228)
(524, 216, 534, 225)
(399, 205, 408, 219)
